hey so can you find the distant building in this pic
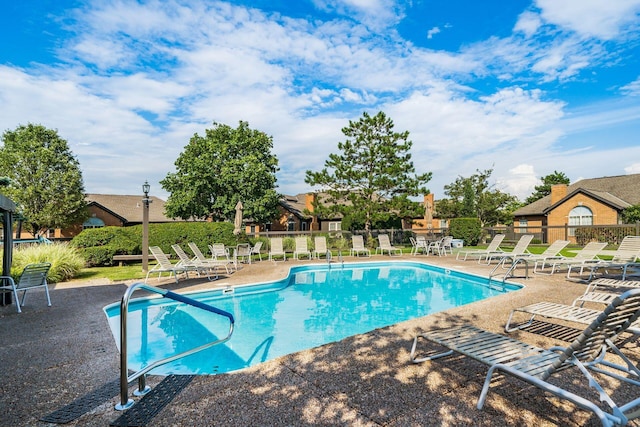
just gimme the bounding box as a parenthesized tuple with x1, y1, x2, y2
(37, 194, 181, 240)
(512, 173, 640, 242)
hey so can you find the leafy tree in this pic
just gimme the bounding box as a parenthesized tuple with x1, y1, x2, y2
(0, 124, 87, 236)
(525, 170, 570, 204)
(161, 121, 281, 224)
(305, 111, 431, 236)
(622, 205, 640, 223)
(437, 168, 518, 227)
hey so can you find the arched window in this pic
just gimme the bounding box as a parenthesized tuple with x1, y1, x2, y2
(568, 206, 593, 236)
(82, 216, 105, 229)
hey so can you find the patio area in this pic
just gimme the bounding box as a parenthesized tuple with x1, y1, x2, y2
(1, 254, 638, 426)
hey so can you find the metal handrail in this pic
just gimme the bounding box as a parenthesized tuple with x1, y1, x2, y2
(115, 282, 235, 410)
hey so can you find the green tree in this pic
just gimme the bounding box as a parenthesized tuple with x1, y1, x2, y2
(622, 205, 640, 223)
(525, 170, 570, 204)
(0, 124, 87, 237)
(161, 121, 281, 224)
(305, 111, 431, 236)
(437, 168, 518, 227)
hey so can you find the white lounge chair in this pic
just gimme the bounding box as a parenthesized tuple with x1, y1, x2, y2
(313, 236, 329, 259)
(411, 289, 640, 427)
(350, 235, 370, 257)
(581, 236, 640, 280)
(376, 234, 402, 256)
(268, 237, 286, 261)
(293, 237, 312, 260)
(147, 246, 189, 283)
(506, 239, 570, 271)
(456, 234, 505, 261)
(188, 242, 231, 274)
(171, 244, 217, 280)
(0, 263, 52, 313)
(534, 241, 607, 277)
(572, 278, 640, 308)
(484, 234, 534, 265)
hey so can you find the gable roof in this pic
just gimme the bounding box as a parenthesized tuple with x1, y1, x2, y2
(513, 173, 640, 216)
(86, 194, 179, 223)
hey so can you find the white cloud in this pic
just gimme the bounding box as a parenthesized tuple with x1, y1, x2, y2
(621, 77, 640, 96)
(427, 26, 440, 39)
(625, 163, 640, 174)
(535, 0, 640, 40)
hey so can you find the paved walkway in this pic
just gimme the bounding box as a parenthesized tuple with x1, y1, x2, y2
(1, 255, 638, 426)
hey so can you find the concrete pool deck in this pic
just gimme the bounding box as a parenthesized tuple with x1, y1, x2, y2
(1, 254, 639, 426)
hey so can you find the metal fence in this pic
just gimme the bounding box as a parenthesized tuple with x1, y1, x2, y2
(248, 223, 640, 248)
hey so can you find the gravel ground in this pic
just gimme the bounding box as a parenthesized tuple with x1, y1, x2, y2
(1, 254, 639, 427)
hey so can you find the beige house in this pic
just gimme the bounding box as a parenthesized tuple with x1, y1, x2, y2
(512, 173, 640, 242)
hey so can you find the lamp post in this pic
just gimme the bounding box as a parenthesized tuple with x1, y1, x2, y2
(142, 181, 151, 272)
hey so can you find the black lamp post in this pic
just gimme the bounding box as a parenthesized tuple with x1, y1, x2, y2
(142, 181, 151, 272)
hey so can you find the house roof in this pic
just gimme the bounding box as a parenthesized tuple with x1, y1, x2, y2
(513, 173, 640, 216)
(279, 192, 345, 220)
(85, 194, 179, 223)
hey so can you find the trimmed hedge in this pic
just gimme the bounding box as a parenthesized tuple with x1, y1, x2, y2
(449, 217, 482, 246)
(70, 222, 246, 266)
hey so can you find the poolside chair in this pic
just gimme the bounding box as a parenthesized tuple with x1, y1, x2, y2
(483, 234, 534, 265)
(188, 242, 231, 274)
(411, 289, 640, 427)
(581, 236, 640, 281)
(209, 243, 236, 272)
(147, 246, 189, 283)
(235, 243, 252, 265)
(293, 237, 312, 260)
(414, 235, 429, 255)
(250, 241, 263, 261)
(534, 241, 608, 277)
(456, 234, 505, 261)
(268, 237, 286, 261)
(350, 235, 370, 257)
(376, 234, 402, 256)
(572, 278, 640, 308)
(313, 236, 329, 259)
(171, 244, 217, 280)
(502, 239, 570, 271)
(426, 236, 453, 256)
(0, 263, 51, 313)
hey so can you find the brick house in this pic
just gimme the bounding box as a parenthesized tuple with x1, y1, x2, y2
(512, 173, 640, 242)
(53, 194, 180, 239)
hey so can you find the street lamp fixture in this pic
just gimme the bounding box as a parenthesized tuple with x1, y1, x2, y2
(142, 181, 152, 272)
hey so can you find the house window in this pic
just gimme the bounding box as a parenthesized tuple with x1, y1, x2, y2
(439, 219, 447, 229)
(328, 222, 341, 231)
(82, 216, 105, 229)
(287, 214, 296, 231)
(519, 219, 528, 233)
(300, 222, 308, 231)
(569, 206, 593, 236)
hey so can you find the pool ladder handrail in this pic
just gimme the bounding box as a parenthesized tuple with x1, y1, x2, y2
(115, 282, 235, 411)
(488, 256, 530, 285)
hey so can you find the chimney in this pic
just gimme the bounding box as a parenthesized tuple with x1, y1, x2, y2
(305, 193, 316, 213)
(550, 184, 567, 205)
(306, 193, 320, 231)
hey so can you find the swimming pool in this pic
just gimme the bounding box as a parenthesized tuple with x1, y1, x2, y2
(104, 261, 522, 375)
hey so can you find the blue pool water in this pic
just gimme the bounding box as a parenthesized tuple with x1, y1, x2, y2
(104, 261, 521, 375)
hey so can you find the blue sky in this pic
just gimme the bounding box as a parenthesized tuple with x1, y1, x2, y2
(1, 0, 640, 202)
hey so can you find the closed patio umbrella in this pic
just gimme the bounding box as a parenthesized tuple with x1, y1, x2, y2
(233, 201, 243, 235)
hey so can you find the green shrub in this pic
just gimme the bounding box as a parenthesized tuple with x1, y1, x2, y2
(71, 222, 242, 266)
(10, 243, 85, 282)
(449, 218, 482, 246)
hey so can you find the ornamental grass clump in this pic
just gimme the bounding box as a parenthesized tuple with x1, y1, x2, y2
(10, 242, 85, 282)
